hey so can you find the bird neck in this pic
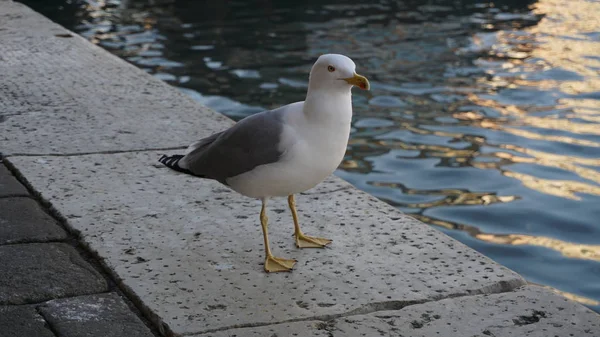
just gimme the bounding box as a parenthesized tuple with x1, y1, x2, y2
(303, 89, 353, 125)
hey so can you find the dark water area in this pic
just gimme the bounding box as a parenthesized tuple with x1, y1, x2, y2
(21, 0, 600, 310)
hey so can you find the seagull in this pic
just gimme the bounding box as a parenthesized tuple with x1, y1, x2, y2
(159, 54, 370, 272)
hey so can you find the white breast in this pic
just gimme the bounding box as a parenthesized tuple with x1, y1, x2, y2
(226, 98, 352, 198)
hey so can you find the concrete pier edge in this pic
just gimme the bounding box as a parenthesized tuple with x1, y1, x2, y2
(1, 1, 598, 336)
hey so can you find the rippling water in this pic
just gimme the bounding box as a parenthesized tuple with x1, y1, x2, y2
(22, 0, 600, 311)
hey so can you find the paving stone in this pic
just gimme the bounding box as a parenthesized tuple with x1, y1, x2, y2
(193, 286, 600, 337)
(0, 197, 68, 244)
(0, 243, 108, 304)
(8, 151, 526, 335)
(0, 1, 233, 156)
(0, 164, 29, 197)
(0, 305, 56, 337)
(38, 293, 154, 337)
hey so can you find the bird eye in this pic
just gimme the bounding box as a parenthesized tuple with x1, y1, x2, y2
(327, 65, 335, 72)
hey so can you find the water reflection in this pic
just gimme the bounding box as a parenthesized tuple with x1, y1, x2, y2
(21, 0, 600, 311)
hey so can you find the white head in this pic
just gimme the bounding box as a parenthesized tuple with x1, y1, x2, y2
(307, 54, 370, 93)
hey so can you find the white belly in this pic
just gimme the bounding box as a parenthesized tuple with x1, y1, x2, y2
(226, 123, 350, 198)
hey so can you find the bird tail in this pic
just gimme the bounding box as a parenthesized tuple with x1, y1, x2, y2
(159, 154, 192, 175)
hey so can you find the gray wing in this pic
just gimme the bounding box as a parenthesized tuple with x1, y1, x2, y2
(179, 106, 287, 184)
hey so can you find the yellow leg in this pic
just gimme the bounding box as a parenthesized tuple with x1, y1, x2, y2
(288, 195, 332, 248)
(260, 198, 296, 273)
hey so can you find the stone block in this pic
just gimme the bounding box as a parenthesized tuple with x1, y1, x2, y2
(193, 286, 600, 337)
(0, 305, 55, 337)
(0, 197, 67, 244)
(38, 293, 154, 337)
(0, 1, 232, 156)
(0, 165, 28, 197)
(0, 243, 108, 304)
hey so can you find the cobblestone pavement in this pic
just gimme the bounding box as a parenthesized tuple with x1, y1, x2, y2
(0, 162, 157, 337)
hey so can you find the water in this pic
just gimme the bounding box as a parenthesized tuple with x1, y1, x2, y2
(22, 0, 600, 311)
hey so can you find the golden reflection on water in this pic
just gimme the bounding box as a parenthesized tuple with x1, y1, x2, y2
(414, 214, 600, 263)
(465, 95, 600, 147)
(563, 99, 600, 122)
(503, 127, 599, 148)
(503, 171, 600, 200)
(460, 0, 600, 202)
(530, 0, 600, 84)
(477, 233, 600, 262)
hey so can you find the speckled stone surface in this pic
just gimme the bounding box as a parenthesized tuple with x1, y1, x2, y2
(192, 286, 600, 337)
(39, 293, 154, 337)
(8, 151, 525, 335)
(0, 1, 232, 156)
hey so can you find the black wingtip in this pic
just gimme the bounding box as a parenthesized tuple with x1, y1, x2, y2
(158, 154, 192, 175)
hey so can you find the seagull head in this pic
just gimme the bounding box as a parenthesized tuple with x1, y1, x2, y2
(308, 54, 370, 93)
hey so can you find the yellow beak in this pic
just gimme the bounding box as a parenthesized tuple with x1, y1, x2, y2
(343, 73, 370, 90)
